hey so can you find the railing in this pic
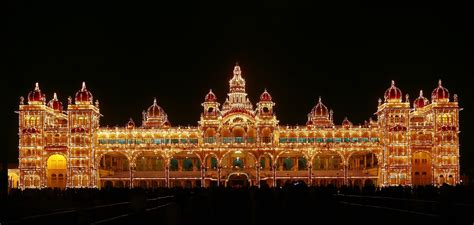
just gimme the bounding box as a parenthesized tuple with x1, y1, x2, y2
(279, 137, 380, 144)
(203, 137, 273, 144)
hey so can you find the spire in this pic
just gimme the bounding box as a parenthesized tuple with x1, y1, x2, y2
(419, 90, 423, 97)
(153, 97, 157, 105)
(391, 80, 395, 86)
(82, 81, 87, 91)
(34, 82, 40, 91)
(438, 79, 442, 87)
(233, 62, 241, 76)
(53, 92, 58, 100)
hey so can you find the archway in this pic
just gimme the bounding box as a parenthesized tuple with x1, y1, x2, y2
(221, 151, 256, 186)
(347, 151, 379, 186)
(8, 170, 19, 189)
(98, 152, 130, 188)
(169, 151, 201, 188)
(134, 152, 166, 188)
(258, 153, 273, 187)
(312, 152, 343, 186)
(226, 173, 250, 188)
(232, 126, 246, 143)
(47, 154, 67, 189)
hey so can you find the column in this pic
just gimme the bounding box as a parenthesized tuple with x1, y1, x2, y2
(272, 164, 277, 187)
(200, 165, 205, 188)
(294, 158, 298, 171)
(165, 165, 170, 188)
(217, 166, 221, 187)
(256, 163, 260, 188)
(129, 166, 133, 189)
(308, 164, 312, 186)
(343, 163, 348, 186)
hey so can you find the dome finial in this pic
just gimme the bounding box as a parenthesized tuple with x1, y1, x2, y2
(82, 81, 86, 91)
(53, 92, 58, 100)
(419, 90, 423, 97)
(35, 82, 40, 91)
(318, 96, 322, 103)
(438, 79, 442, 87)
(391, 80, 395, 86)
(153, 97, 157, 105)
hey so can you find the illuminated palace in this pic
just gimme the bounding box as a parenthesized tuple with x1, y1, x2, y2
(11, 64, 461, 189)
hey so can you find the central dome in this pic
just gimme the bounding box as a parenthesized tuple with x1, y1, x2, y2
(310, 97, 328, 117)
(147, 98, 165, 118)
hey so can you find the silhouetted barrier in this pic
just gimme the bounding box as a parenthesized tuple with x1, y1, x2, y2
(1, 185, 473, 224)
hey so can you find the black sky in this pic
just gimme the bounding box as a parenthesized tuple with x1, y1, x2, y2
(4, 1, 473, 175)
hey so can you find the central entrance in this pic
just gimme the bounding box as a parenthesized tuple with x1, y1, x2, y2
(226, 173, 250, 188)
(47, 154, 67, 189)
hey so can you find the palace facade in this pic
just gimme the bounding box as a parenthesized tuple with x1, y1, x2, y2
(12, 64, 461, 189)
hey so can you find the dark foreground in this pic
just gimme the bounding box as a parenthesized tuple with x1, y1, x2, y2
(1, 185, 473, 225)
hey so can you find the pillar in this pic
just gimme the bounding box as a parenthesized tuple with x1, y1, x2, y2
(294, 158, 298, 171)
(129, 166, 133, 189)
(256, 163, 260, 188)
(308, 165, 312, 186)
(165, 165, 170, 188)
(364, 155, 367, 169)
(217, 166, 221, 187)
(272, 164, 277, 187)
(200, 165, 205, 188)
(343, 163, 348, 186)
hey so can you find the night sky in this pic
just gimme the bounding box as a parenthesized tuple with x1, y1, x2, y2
(5, 1, 473, 176)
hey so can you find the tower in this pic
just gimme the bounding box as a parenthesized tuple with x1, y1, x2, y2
(199, 89, 221, 143)
(67, 82, 101, 188)
(221, 63, 253, 114)
(376, 81, 411, 186)
(430, 80, 461, 185)
(17, 83, 48, 189)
